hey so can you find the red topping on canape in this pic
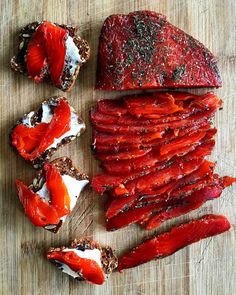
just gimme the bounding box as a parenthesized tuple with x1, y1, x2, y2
(11, 99, 71, 161)
(16, 179, 60, 227)
(27, 21, 67, 86)
(16, 163, 71, 227)
(47, 250, 105, 285)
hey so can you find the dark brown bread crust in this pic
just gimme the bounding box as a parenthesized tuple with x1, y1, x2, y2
(47, 238, 118, 278)
(10, 22, 90, 91)
(32, 156, 89, 191)
(10, 22, 40, 74)
(30, 157, 89, 233)
(10, 96, 86, 169)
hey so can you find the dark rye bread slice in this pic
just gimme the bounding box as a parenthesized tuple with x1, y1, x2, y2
(10, 96, 86, 169)
(10, 22, 90, 91)
(30, 157, 89, 233)
(47, 238, 118, 280)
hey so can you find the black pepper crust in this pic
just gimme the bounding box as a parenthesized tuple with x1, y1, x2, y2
(10, 21, 90, 91)
(47, 238, 118, 278)
(30, 157, 89, 233)
(10, 96, 86, 169)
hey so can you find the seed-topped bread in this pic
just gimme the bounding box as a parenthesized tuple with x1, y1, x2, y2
(16, 157, 89, 233)
(10, 96, 85, 169)
(10, 21, 90, 91)
(47, 238, 118, 284)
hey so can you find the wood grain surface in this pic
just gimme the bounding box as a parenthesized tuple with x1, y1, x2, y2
(0, 1, 236, 294)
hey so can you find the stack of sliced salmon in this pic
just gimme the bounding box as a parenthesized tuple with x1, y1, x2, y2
(91, 92, 236, 231)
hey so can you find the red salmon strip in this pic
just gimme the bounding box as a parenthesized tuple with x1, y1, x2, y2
(118, 214, 230, 271)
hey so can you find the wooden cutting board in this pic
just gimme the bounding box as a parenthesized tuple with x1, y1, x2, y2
(0, 0, 235, 294)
